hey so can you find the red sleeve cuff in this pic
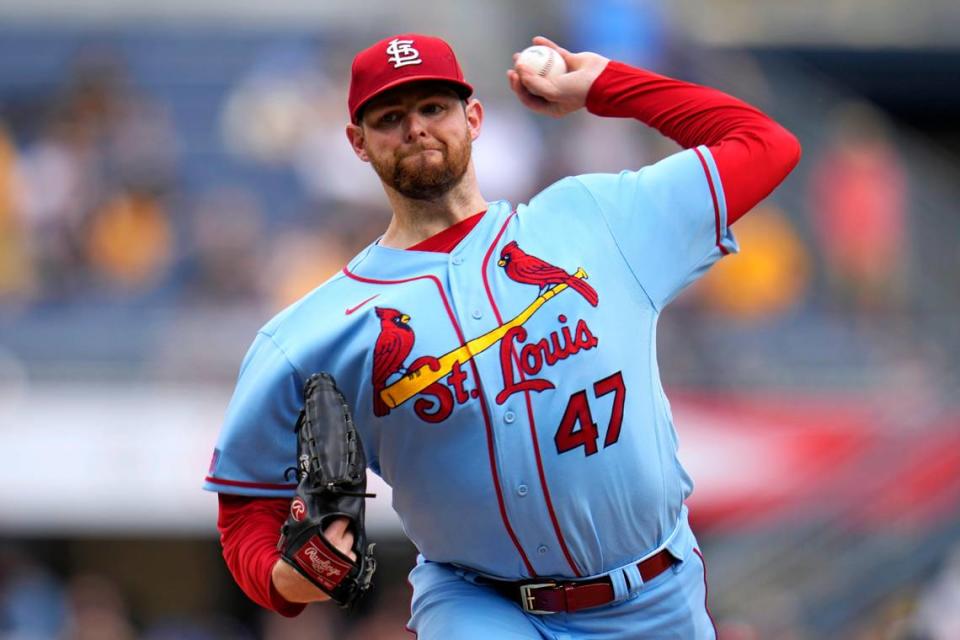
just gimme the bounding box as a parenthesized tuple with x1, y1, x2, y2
(269, 573, 308, 618)
(585, 60, 658, 119)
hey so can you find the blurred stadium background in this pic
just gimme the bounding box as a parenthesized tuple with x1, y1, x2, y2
(1, 0, 958, 638)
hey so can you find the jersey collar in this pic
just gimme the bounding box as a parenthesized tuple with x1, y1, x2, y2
(347, 201, 510, 280)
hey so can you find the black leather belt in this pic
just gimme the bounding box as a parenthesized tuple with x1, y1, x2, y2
(479, 549, 676, 614)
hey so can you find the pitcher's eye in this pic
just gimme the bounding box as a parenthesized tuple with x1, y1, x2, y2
(378, 112, 401, 125)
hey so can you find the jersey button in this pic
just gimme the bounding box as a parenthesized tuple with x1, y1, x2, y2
(471, 309, 483, 320)
(451, 256, 464, 265)
(537, 545, 549, 555)
(517, 484, 528, 497)
(504, 411, 516, 424)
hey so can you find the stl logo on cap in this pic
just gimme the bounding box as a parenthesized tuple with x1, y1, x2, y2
(348, 33, 473, 122)
(385, 38, 423, 69)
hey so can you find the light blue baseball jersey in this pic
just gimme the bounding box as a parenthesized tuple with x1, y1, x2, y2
(204, 145, 737, 581)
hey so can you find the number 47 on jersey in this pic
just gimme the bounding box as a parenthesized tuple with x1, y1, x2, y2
(554, 371, 625, 457)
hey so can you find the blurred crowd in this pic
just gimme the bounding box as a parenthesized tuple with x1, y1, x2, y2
(0, 31, 923, 323)
(0, 41, 372, 314)
(4, 538, 960, 639)
(0, 542, 417, 640)
(0, 49, 173, 306)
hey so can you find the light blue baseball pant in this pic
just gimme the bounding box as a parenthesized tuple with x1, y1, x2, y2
(406, 541, 717, 639)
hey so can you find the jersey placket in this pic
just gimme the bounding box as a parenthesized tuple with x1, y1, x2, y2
(448, 240, 579, 578)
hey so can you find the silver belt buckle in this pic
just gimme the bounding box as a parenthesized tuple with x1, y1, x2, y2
(519, 582, 558, 615)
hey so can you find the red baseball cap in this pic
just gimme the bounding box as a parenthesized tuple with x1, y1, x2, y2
(348, 33, 474, 123)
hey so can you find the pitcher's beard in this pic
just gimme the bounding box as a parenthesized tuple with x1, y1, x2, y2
(371, 137, 472, 201)
(393, 155, 461, 200)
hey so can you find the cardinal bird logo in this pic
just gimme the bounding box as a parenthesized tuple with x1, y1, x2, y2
(371, 307, 415, 416)
(498, 241, 598, 306)
(371, 306, 449, 419)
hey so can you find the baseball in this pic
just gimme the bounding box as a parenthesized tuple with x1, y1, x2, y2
(516, 45, 567, 78)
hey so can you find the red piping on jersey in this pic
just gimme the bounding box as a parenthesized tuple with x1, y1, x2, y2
(692, 147, 729, 257)
(480, 212, 583, 578)
(693, 548, 719, 637)
(341, 266, 537, 576)
(205, 476, 297, 490)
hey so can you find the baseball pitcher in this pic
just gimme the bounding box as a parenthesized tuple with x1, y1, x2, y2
(205, 32, 800, 638)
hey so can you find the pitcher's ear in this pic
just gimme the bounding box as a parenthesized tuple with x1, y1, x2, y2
(346, 124, 369, 162)
(464, 98, 483, 141)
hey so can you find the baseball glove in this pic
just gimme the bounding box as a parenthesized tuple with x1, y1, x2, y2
(278, 372, 376, 607)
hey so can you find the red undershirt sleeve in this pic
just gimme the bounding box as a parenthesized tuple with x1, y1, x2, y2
(217, 493, 306, 617)
(585, 60, 801, 224)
